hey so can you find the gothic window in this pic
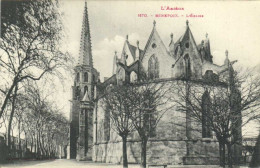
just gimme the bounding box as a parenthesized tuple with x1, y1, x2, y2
(75, 86, 80, 100)
(184, 54, 191, 79)
(202, 91, 212, 138)
(84, 86, 88, 95)
(76, 72, 80, 82)
(185, 42, 189, 49)
(148, 55, 159, 80)
(84, 72, 88, 82)
(92, 75, 95, 83)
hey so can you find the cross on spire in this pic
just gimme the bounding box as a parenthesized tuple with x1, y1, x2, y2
(153, 20, 156, 27)
(186, 20, 189, 26)
(225, 50, 229, 58)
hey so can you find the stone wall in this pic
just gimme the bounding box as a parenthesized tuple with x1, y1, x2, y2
(93, 140, 187, 164)
(92, 81, 220, 165)
(93, 139, 219, 165)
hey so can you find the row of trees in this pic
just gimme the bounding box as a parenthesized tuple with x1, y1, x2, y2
(0, 0, 72, 160)
(0, 82, 69, 159)
(102, 67, 260, 168)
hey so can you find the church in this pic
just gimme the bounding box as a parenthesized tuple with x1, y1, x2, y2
(69, 2, 241, 165)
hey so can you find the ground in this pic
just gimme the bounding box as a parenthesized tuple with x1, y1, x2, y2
(0, 159, 248, 168)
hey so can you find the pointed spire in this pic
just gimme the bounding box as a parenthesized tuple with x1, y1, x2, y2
(169, 33, 175, 55)
(169, 33, 174, 47)
(224, 50, 230, 65)
(113, 51, 118, 75)
(126, 34, 128, 41)
(136, 40, 140, 60)
(77, 1, 93, 67)
(206, 32, 208, 38)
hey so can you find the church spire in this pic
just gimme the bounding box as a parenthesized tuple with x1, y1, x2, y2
(78, 1, 93, 67)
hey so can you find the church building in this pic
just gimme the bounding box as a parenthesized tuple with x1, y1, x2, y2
(69, 2, 242, 165)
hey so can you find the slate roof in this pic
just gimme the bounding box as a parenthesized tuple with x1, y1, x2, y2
(126, 41, 144, 61)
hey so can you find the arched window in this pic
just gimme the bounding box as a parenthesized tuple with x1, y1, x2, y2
(202, 90, 212, 138)
(184, 54, 191, 79)
(76, 73, 80, 82)
(92, 75, 95, 83)
(84, 72, 88, 82)
(148, 55, 159, 80)
(84, 86, 88, 95)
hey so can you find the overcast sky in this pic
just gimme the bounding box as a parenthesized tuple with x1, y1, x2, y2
(57, 0, 260, 137)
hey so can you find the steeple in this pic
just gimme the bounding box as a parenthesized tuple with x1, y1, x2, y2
(78, 1, 93, 67)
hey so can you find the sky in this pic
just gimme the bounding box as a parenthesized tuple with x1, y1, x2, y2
(55, 0, 260, 137)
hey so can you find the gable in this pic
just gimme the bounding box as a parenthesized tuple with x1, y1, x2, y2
(141, 28, 174, 79)
(172, 26, 203, 79)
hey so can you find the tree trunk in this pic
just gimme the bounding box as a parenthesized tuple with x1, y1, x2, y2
(122, 135, 128, 168)
(219, 141, 226, 167)
(18, 120, 21, 159)
(227, 143, 233, 168)
(31, 136, 34, 153)
(140, 138, 148, 168)
(36, 133, 39, 158)
(7, 85, 18, 158)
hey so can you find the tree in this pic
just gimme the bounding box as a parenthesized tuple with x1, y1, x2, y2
(171, 67, 260, 167)
(0, 0, 71, 121)
(102, 84, 136, 168)
(129, 82, 172, 168)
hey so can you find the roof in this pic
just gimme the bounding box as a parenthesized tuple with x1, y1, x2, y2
(127, 42, 137, 60)
(126, 41, 144, 61)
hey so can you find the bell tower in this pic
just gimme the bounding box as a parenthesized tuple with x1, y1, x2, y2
(69, 1, 99, 160)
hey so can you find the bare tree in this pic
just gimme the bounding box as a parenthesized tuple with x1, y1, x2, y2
(102, 84, 136, 168)
(129, 82, 172, 168)
(171, 67, 260, 167)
